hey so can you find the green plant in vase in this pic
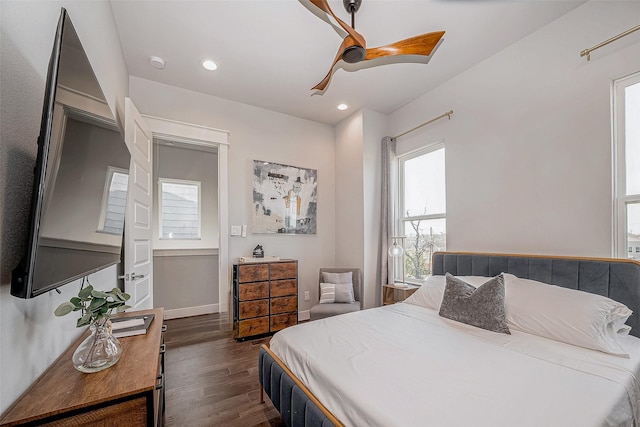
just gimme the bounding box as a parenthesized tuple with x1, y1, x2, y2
(55, 285, 131, 373)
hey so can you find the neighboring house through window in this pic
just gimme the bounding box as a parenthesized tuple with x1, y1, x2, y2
(397, 142, 446, 283)
(158, 178, 201, 239)
(614, 72, 640, 261)
(98, 167, 128, 235)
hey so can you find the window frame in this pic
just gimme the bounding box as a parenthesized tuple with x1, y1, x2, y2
(158, 177, 202, 240)
(613, 72, 640, 259)
(395, 141, 446, 284)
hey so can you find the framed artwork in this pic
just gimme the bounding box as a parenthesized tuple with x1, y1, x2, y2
(252, 160, 317, 234)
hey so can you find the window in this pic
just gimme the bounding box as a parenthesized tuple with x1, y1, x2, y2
(158, 178, 201, 239)
(98, 167, 128, 235)
(614, 73, 640, 261)
(397, 143, 446, 283)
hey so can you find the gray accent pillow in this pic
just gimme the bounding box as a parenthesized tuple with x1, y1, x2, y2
(334, 283, 355, 303)
(322, 271, 353, 284)
(439, 273, 510, 334)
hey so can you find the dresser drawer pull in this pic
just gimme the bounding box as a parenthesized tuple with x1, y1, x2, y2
(159, 344, 166, 354)
(162, 324, 167, 333)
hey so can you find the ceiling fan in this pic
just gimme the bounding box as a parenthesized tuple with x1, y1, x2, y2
(302, 0, 445, 92)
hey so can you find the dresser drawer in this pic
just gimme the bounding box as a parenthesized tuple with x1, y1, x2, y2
(238, 282, 269, 301)
(270, 262, 297, 280)
(237, 317, 269, 338)
(270, 296, 297, 315)
(270, 313, 297, 332)
(239, 300, 269, 319)
(270, 279, 297, 297)
(238, 264, 269, 283)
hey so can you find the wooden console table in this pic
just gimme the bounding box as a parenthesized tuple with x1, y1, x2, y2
(0, 307, 165, 427)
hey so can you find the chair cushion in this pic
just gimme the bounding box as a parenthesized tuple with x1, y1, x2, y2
(322, 271, 353, 284)
(310, 302, 360, 320)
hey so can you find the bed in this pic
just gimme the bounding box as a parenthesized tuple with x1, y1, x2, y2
(258, 252, 640, 427)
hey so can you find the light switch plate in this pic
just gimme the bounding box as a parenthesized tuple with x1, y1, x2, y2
(231, 225, 242, 236)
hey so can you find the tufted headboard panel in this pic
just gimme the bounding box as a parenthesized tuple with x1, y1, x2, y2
(432, 252, 640, 337)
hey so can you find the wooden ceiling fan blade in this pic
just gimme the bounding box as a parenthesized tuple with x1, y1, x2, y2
(312, 69, 334, 92)
(312, 36, 352, 91)
(300, 0, 348, 38)
(308, 0, 366, 47)
(364, 31, 445, 61)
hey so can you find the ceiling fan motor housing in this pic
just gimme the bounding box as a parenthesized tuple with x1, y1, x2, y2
(342, 45, 366, 63)
(343, 0, 362, 13)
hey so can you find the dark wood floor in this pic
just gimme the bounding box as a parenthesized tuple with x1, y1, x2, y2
(163, 313, 284, 427)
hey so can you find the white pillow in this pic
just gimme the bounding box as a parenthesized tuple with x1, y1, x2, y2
(404, 273, 633, 357)
(404, 275, 488, 310)
(502, 273, 632, 357)
(404, 275, 446, 309)
(320, 283, 335, 304)
(319, 282, 355, 304)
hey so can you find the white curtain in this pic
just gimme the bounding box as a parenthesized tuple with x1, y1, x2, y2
(378, 136, 397, 305)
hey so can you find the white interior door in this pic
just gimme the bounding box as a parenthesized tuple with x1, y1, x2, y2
(124, 97, 153, 310)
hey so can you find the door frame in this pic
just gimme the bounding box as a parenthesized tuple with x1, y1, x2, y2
(142, 114, 230, 312)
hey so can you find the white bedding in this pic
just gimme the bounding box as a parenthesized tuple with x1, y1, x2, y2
(270, 303, 640, 427)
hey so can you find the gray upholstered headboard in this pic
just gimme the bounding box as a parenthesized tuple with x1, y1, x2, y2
(432, 252, 640, 338)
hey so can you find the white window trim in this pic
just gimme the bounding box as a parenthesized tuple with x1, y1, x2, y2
(613, 72, 640, 258)
(158, 177, 202, 240)
(97, 166, 128, 234)
(396, 140, 446, 284)
(398, 141, 446, 224)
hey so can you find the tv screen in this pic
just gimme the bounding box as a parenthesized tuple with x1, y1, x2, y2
(11, 9, 131, 298)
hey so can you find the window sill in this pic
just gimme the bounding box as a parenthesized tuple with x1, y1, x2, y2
(153, 248, 219, 257)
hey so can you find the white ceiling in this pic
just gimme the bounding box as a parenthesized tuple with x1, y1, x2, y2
(109, 0, 585, 125)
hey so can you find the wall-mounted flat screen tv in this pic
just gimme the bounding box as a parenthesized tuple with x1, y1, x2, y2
(11, 8, 131, 298)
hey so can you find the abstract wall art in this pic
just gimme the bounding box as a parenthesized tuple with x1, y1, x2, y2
(252, 160, 317, 234)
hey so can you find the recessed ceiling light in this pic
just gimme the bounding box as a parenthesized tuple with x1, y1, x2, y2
(149, 56, 165, 70)
(337, 104, 348, 111)
(202, 60, 218, 71)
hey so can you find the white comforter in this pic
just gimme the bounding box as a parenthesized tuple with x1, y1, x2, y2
(270, 303, 640, 427)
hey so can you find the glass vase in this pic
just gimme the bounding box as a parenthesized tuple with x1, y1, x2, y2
(72, 319, 122, 373)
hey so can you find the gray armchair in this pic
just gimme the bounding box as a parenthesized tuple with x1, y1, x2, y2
(309, 268, 362, 321)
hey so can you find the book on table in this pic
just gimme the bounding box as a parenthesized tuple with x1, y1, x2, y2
(110, 313, 155, 338)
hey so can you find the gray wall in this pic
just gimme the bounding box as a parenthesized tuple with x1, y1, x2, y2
(389, 1, 640, 258)
(153, 144, 218, 250)
(153, 144, 219, 312)
(42, 117, 128, 245)
(130, 77, 337, 316)
(153, 254, 219, 310)
(0, 1, 129, 415)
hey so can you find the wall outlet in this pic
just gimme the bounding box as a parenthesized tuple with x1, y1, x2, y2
(304, 291, 310, 301)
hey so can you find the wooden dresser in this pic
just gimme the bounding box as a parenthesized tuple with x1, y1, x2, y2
(233, 259, 298, 340)
(0, 308, 165, 427)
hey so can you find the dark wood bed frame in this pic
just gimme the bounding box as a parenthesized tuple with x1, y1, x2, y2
(258, 252, 640, 427)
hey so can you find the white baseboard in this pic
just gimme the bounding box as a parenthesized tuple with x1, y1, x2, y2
(164, 304, 219, 320)
(298, 310, 310, 321)
(165, 305, 309, 321)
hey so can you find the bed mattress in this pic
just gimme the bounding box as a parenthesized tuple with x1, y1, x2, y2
(269, 303, 640, 427)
